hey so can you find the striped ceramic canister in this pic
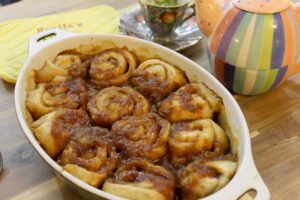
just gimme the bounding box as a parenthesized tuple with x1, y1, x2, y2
(208, 6, 300, 95)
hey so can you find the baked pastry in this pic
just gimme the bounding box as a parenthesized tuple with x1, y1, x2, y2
(102, 158, 176, 200)
(60, 127, 118, 187)
(35, 54, 90, 83)
(169, 119, 229, 166)
(112, 113, 170, 161)
(89, 48, 137, 88)
(31, 109, 91, 158)
(158, 83, 222, 123)
(26, 76, 88, 119)
(87, 86, 150, 127)
(131, 59, 187, 102)
(26, 46, 238, 199)
(179, 159, 237, 200)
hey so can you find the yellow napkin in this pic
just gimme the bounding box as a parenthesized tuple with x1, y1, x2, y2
(0, 5, 120, 83)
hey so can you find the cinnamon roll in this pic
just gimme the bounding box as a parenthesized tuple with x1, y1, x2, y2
(158, 83, 222, 123)
(179, 159, 237, 200)
(169, 119, 229, 166)
(31, 109, 91, 158)
(35, 54, 90, 83)
(60, 127, 118, 187)
(103, 158, 176, 200)
(131, 59, 188, 102)
(26, 76, 88, 119)
(89, 48, 137, 88)
(112, 113, 170, 161)
(87, 86, 150, 127)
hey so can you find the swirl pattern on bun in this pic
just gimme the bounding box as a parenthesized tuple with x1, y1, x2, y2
(158, 83, 222, 123)
(103, 158, 176, 200)
(87, 86, 150, 127)
(89, 48, 137, 88)
(26, 76, 88, 119)
(169, 119, 229, 166)
(60, 127, 118, 187)
(112, 113, 170, 161)
(131, 59, 187, 102)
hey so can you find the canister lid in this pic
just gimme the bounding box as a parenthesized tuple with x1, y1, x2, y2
(232, 0, 290, 13)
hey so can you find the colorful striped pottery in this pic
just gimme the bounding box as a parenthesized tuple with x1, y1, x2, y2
(232, 0, 290, 14)
(195, 0, 300, 95)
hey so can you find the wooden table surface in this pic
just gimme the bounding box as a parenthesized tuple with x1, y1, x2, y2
(0, 0, 300, 200)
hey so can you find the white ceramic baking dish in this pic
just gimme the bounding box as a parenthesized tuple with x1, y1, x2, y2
(15, 29, 270, 200)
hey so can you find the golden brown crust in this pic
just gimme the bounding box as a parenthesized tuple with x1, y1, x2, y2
(131, 59, 188, 102)
(60, 127, 118, 187)
(169, 119, 229, 167)
(26, 76, 89, 119)
(179, 159, 237, 200)
(64, 164, 106, 187)
(103, 158, 176, 200)
(31, 109, 91, 158)
(112, 113, 170, 162)
(35, 54, 90, 83)
(158, 83, 222, 123)
(89, 48, 137, 88)
(87, 86, 150, 127)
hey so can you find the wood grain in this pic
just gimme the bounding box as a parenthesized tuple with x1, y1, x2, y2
(0, 0, 299, 200)
(10, 178, 82, 200)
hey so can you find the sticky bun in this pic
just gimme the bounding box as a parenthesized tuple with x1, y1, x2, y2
(112, 113, 170, 162)
(26, 76, 88, 119)
(179, 159, 237, 200)
(35, 54, 90, 83)
(131, 59, 187, 102)
(26, 46, 237, 200)
(60, 127, 118, 187)
(87, 86, 150, 127)
(31, 109, 91, 158)
(158, 83, 222, 123)
(103, 158, 176, 200)
(89, 48, 137, 88)
(169, 119, 229, 166)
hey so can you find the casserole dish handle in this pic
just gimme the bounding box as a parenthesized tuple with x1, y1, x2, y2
(232, 161, 270, 200)
(203, 158, 270, 200)
(28, 29, 75, 56)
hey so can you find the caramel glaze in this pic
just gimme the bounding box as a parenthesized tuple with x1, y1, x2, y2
(178, 86, 201, 112)
(87, 87, 150, 127)
(177, 155, 237, 200)
(86, 82, 99, 100)
(68, 59, 91, 78)
(89, 48, 137, 89)
(58, 126, 118, 177)
(110, 158, 176, 200)
(45, 77, 89, 110)
(111, 113, 170, 162)
(175, 153, 237, 174)
(169, 120, 229, 167)
(158, 154, 237, 200)
(131, 70, 189, 103)
(51, 109, 92, 157)
(58, 49, 93, 78)
(158, 85, 198, 115)
(157, 83, 223, 123)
